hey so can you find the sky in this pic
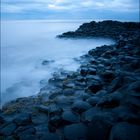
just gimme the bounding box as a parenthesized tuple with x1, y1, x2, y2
(1, 0, 140, 21)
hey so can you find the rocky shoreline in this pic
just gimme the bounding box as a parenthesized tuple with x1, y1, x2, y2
(0, 20, 140, 140)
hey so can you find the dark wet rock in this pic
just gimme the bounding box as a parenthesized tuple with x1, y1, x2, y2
(37, 105, 49, 113)
(95, 90, 108, 97)
(80, 67, 88, 76)
(63, 80, 75, 88)
(48, 77, 64, 87)
(112, 106, 140, 124)
(125, 96, 140, 108)
(82, 107, 101, 122)
(16, 127, 36, 139)
(71, 100, 92, 114)
(0, 122, 17, 136)
(42, 60, 54, 65)
(48, 89, 62, 99)
(123, 76, 137, 85)
(13, 113, 31, 125)
(63, 88, 75, 96)
(87, 112, 116, 140)
(62, 110, 80, 123)
(54, 95, 74, 109)
(64, 123, 87, 140)
(78, 92, 91, 101)
(35, 124, 49, 133)
(39, 132, 59, 140)
(86, 82, 102, 93)
(88, 67, 96, 75)
(31, 113, 48, 125)
(127, 81, 140, 97)
(80, 67, 96, 76)
(86, 75, 101, 82)
(109, 76, 124, 92)
(101, 50, 118, 58)
(97, 93, 121, 109)
(109, 122, 140, 140)
(37, 104, 63, 116)
(76, 76, 86, 83)
(5, 136, 15, 140)
(48, 105, 63, 115)
(86, 96, 100, 106)
(0, 115, 5, 125)
(49, 115, 62, 128)
(100, 70, 116, 82)
(19, 135, 38, 140)
(14, 125, 33, 134)
(0, 136, 4, 140)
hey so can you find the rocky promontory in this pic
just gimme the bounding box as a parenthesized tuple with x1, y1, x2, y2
(0, 20, 140, 140)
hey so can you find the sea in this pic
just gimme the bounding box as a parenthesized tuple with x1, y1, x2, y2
(0, 20, 114, 105)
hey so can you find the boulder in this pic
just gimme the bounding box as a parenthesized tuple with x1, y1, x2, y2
(82, 107, 101, 122)
(0, 115, 5, 125)
(80, 67, 88, 76)
(31, 113, 48, 125)
(48, 89, 62, 99)
(13, 113, 31, 126)
(86, 96, 100, 106)
(64, 123, 87, 140)
(35, 124, 49, 133)
(86, 82, 102, 93)
(63, 88, 75, 96)
(127, 81, 140, 97)
(100, 70, 115, 82)
(0, 122, 17, 136)
(88, 68, 96, 75)
(39, 132, 59, 140)
(62, 110, 80, 123)
(17, 127, 36, 139)
(19, 135, 38, 140)
(112, 106, 140, 124)
(109, 122, 140, 140)
(87, 112, 116, 140)
(37, 104, 63, 116)
(49, 115, 62, 128)
(71, 100, 92, 114)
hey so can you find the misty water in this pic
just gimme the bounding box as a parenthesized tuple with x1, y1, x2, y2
(1, 20, 114, 105)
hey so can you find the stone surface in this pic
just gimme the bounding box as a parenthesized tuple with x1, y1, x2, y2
(87, 112, 116, 140)
(0, 123, 17, 136)
(71, 100, 92, 114)
(109, 122, 140, 140)
(39, 132, 59, 140)
(62, 110, 80, 123)
(64, 123, 87, 140)
(31, 113, 48, 125)
(87, 82, 102, 93)
(63, 88, 75, 96)
(13, 113, 31, 125)
(86, 96, 100, 106)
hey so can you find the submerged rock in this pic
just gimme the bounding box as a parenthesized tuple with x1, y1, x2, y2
(42, 60, 54, 65)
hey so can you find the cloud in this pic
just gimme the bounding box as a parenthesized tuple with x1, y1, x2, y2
(1, 0, 139, 20)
